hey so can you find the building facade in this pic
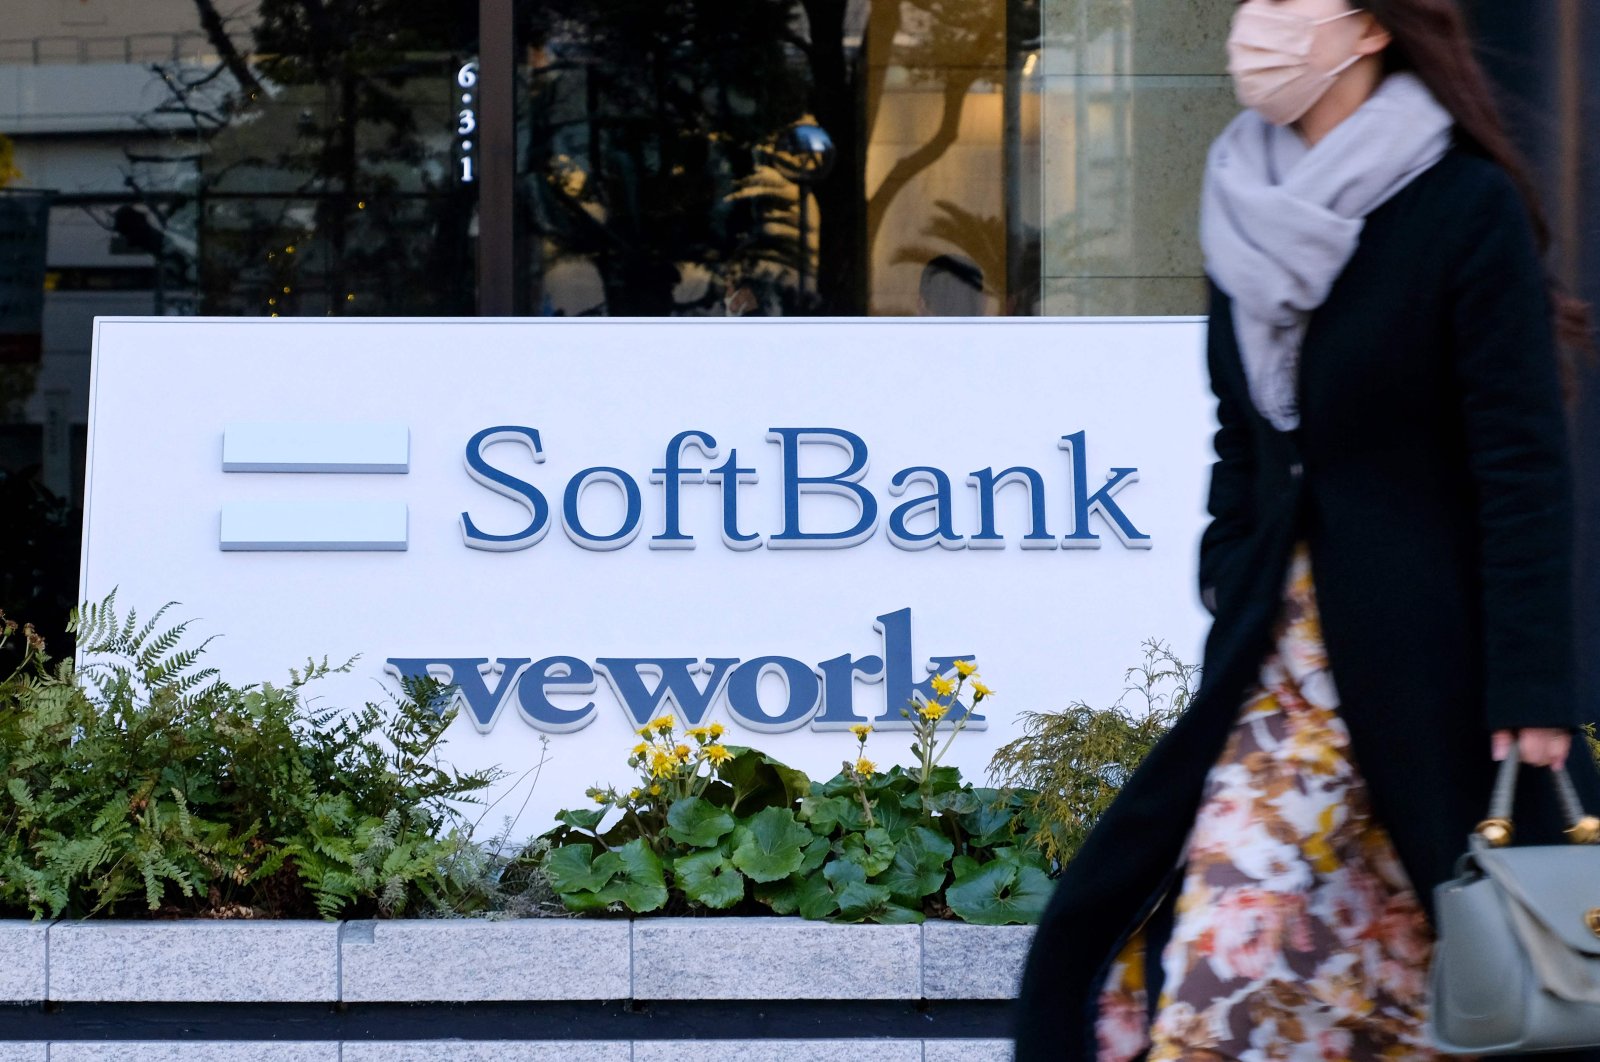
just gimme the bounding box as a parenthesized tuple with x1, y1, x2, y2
(1, 0, 1596, 693)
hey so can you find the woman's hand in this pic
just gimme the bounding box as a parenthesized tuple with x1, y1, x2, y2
(1491, 728, 1572, 769)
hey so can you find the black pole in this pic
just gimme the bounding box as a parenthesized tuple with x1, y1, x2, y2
(477, 0, 516, 316)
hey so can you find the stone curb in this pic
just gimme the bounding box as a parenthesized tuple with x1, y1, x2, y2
(0, 917, 1036, 1002)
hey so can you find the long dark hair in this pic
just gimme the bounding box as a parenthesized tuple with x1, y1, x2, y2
(1351, 0, 1592, 392)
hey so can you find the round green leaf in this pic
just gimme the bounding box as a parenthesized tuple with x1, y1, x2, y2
(944, 859, 1055, 925)
(542, 843, 614, 895)
(879, 825, 954, 902)
(595, 838, 668, 913)
(729, 806, 811, 882)
(666, 796, 737, 848)
(674, 849, 746, 909)
(838, 827, 896, 876)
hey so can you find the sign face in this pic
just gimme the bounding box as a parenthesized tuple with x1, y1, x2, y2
(81, 317, 1215, 842)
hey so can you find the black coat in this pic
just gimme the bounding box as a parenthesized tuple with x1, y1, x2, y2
(1013, 146, 1600, 1061)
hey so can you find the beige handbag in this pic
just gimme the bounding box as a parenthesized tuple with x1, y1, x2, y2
(1428, 744, 1600, 1053)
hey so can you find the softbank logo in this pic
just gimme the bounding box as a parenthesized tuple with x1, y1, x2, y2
(218, 422, 1150, 553)
(219, 422, 410, 551)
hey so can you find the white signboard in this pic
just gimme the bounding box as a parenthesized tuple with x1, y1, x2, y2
(81, 317, 1215, 843)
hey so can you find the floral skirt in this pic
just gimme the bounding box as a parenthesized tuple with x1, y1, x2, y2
(1096, 543, 1454, 1062)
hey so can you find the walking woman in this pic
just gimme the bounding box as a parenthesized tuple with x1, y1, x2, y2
(1013, 0, 1600, 1058)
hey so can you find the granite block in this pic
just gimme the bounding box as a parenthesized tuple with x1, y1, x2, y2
(634, 1043, 922, 1062)
(343, 1044, 631, 1062)
(631, 917, 921, 999)
(0, 1044, 46, 1062)
(925, 1039, 1015, 1062)
(0, 921, 49, 1002)
(923, 923, 1036, 999)
(48, 1045, 337, 1062)
(338, 918, 631, 1001)
(48, 920, 338, 1002)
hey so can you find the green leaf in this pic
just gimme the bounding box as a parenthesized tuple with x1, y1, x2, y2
(838, 827, 896, 876)
(834, 879, 894, 921)
(666, 797, 737, 848)
(794, 872, 839, 920)
(595, 839, 668, 913)
(730, 807, 812, 882)
(542, 844, 615, 894)
(754, 874, 803, 915)
(944, 860, 1055, 925)
(555, 807, 607, 832)
(871, 902, 926, 924)
(719, 748, 812, 812)
(879, 825, 953, 902)
(798, 834, 830, 875)
(798, 794, 851, 834)
(926, 787, 982, 816)
(952, 854, 982, 881)
(673, 849, 746, 909)
(823, 857, 866, 888)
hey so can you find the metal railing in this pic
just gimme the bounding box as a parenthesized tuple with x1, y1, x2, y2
(0, 32, 213, 66)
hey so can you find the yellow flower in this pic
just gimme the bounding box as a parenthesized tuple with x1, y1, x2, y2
(629, 788, 642, 801)
(708, 722, 726, 738)
(952, 659, 977, 677)
(705, 743, 732, 765)
(649, 751, 677, 778)
(636, 725, 653, 737)
(674, 743, 692, 761)
(650, 715, 676, 733)
(918, 700, 950, 721)
(649, 784, 662, 795)
(970, 681, 994, 702)
(592, 791, 608, 804)
(855, 757, 876, 776)
(849, 723, 872, 741)
(929, 674, 956, 697)
(631, 742, 649, 757)
(686, 726, 711, 741)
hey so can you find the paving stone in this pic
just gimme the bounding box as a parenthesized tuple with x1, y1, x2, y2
(339, 919, 631, 1001)
(48, 1045, 337, 1062)
(925, 1038, 1015, 1062)
(344, 1044, 630, 1062)
(48, 920, 338, 1002)
(0, 1044, 46, 1062)
(634, 1042, 922, 1062)
(923, 922, 1035, 998)
(631, 917, 921, 999)
(0, 921, 49, 1002)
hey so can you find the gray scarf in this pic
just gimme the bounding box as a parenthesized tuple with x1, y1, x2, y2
(1199, 72, 1455, 431)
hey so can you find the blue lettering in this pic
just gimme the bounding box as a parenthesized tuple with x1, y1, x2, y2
(460, 427, 548, 551)
(813, 652, 885, 729)
(887, 466, 965, 551)
(384, 657, 530, 732)
(724, 656, 822, 733)
(967, 466, 1055, 550)
(1058, 431, 1150, 549)
(649, 430, 718, 550)
(516, 656, 598, 733)
(594, 657, 739, 728)
(766, 427, 878, 549)
(707, 449, 761, 550)
(562, 467, 644, 550)
(872, 608, 985, 730)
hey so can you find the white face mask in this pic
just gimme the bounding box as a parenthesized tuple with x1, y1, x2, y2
(1227, 3, 1366, 126)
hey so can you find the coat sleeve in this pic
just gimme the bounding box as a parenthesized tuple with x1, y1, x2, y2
(1446, 164, 1578, 732)
(1197, 280, 1257, 615)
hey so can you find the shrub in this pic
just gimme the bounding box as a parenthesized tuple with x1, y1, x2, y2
(535, 668, 1054, 924)
(986, 638, 1197, 867)
(0, 596, 536, 920)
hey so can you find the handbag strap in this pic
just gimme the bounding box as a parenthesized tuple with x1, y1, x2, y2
(1478, 741, 1599, 847)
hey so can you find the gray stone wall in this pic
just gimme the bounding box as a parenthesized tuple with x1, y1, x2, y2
(0, 918, 1033, 1060)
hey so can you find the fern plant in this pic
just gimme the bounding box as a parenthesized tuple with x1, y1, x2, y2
(0, 595, 527, 919)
